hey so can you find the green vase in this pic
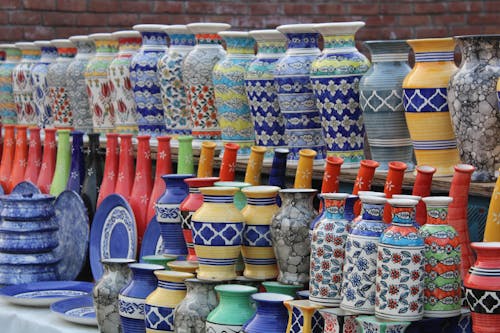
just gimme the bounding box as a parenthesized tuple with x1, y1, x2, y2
(49, 129, 71, 196)
(262, 281, 303, 298)
(177, 135, 194, 174)
(141, 255, 177, 269)
(214, 181, 251, 210)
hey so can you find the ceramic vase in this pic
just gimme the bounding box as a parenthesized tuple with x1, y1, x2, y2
(206, 284, 257, 333)
(268, 148, 289, 189)
(191, 186, 245, 281)
(360, 40, 413, 171)
(262, 281, 303, 298)
(109, 30, 141, 135)
(403, 38, 461, 176)
(344, 195, 359, 225)
(352, 160, 380, 216)
(85, 33, 118, 133)
(144, 270, 194, 333)
(8, 125, 27, 192)
(158, 25, 195, 137)
(321, 156, 344, 194)
(24, 126, 42, 184)
(184, 22, 230, 143)
(375, 199, 425, 321)
(213, 181, 251, 210)
(114, 134, 134, 199)
(66, 131, 85, 193)
(67, 35, 95, 133)
(448, 35, 500, 182)
(48, 39, 77, 129)
(36, 127, 57, 194)
(0, 44, 21, 124)
(284, 299, 324, 333)
(311, 22, 370, 168)
(382, 161, 408, 223)
(243, 293, 293, 333)
(244, 146, 267, 186)
(49, 129, 71, 196)
(177, 135, 194, 174)
(274, 24, 326, 164)
(97, 133, 119, 207)
(241, 186, 280, 280)
(356, 316, 410, 333)
(294, 149, 317, 189)
(319, 308, 360, 333)
(419, 196, 461, 318)
(81, 132, 102, 222)
(485, 167, 500, 241)
(219, 142, 239, 181)
(93, 258, 134, 333)
(412, 165, 436, 227)
(31, 41, 57, 128)
(197, 141, 217, 177)
(271, 188, 317, 285)
(130, 24, 168, 136)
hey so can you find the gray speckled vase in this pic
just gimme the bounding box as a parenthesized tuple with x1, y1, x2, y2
(270, 188, 318, 286)
(448, 35, 500, 182)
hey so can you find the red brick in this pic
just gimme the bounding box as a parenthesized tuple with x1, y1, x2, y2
(108, 13, 140, 26)
(264, 15, 306, 29)
(168, 15, 204, 25)
(311, 15, 339, 24)
(0, 0, 20, 9)
(153, 1, 183, 14)
(56, 0, 87, 11)
(121, 1, 153, 13)
(234, 15, 266, 29)
(44, 12, 77, 26)
(88, 0, 121, 12)
(379, 3, 413, 15)
(186, 1, 217, 14)
(415, 27, 448, 38)
(23, 0, 56, 10)
(54, 27, 89, 39)
(216, 3, 249, 15)
(365, 15, 397, 27)
(9, 10, 41, 25)
(449, 26, 481, 37)
(448, 1, 483, 13)
(76, 13, 110, 26)
(414, 2, 447, 14)
(202, 15, 236, 26)
(284, 3, 316, 15)
(87, 27, 116, 34)
(467, 14, 499, 25)
(434, 14, 466, 25)
(398, 15, 430, 26)
(249, 3, 283, 15)
(0, 26, 23, 42)
(316, 4, 344, 16)
(136, 14, 169, 25)
(24, 26, 55, 41)
(484, 1, 500, 12)
(483, 25, 500, 34)
(349, 3, 380, 15)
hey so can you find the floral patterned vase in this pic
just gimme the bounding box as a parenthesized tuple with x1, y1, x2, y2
(67, 35, 95, 133)
(31, 41, 57, 128)
(85, 33, 118, 133)
(375, 198, 425, 321)
(274, 24, 326, 165)
(130, 24, 168, 136)
(109, 30, 141, 135)
(319, 308, 360, 333)
(284, 299, 324, 333)
(48, 39, 77, 129)
(359, 40, 413, 171)
(356, 316, 410, 333)
(158, 25, 195, 137)
(243, 292, 294, 333)
(213, 31, 255, 158)
(0, 44, 21, 124)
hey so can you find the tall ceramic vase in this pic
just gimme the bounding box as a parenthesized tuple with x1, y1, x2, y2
(360, 40, 413, 171)
(382, 161, 408, 223)
(177, 135, 194, 174)
(352, 159, 380, 216)
(24, 126, 42, 184)
(274, 24, 326, 164)
(403, 38, 461, 176)
(412, 165, 436, 226)
(243, 293, 293, 333)
(146, 135, 172, 223)
(219, 142, 239, 181)
(81, 132, 102, 221)
(184, 22, 230, 143)
(284, 299, 324, 333)
(36, 127, 57, 194)
(0, 124, 15, 191)
(109, 30, 141, 135)
(130, 24, 168, 136)
(49, 129, 71, 196)
(197, 141, 217, 177)
(31, 41, 57, 128)
(321, 156, 344, 194)
(268, 148, 289, 189)
(485, 168, 500, 242)
(97, 133, 119, 207)
(448, 35, 500, 182)
(0, 44, 21, 124)
(311, 22, 370, 168)
(158, 25, 195, 137)
(8, 125, 28, 192)
(213, 31, 255, 158)
(114, 134, 134, 200)
(244, 146, 267, 186)
(294, 149, 317, 189)
(66, 130, 85, 193)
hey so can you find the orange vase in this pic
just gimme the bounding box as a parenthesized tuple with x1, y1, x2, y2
(382, 161, 408, 223)
(114, 134, 135, 200)
(412, 165, 436, 226)
(352, 159, 380, 216)
(8, 125, 28, 192)
(36, 128, 57, 194)
(197, 141, 217, 178)
(294, 149, 317, 189)
(147, 135, 173, 223)
(244, 146, 267, 186)
(97, 133, 119, 207)
(0, 125, 15, 192)
(321, 156, 344, 193)
(219, 142, 240, 181)
(24, 127, 42, 184)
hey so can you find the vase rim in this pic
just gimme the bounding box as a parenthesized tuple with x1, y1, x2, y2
(200, 186, 240, 196)
(142, 254, 177, 262)
(112, 30, 141, 39)
(251, 146, 267, 154)
(133, 24, 169, 32)
(262, 281, 303, 289)
(422, 196, 453, 206)
(154, 269, 194, 281)
(157, 135, 172, 142)
(50, 39, 75, 48)
(284, 299, 323, 309)
(185, 277, 218, 284)
(454, 34, 500, 40)
(0, 43, 18, 49)
(454, 164, 475, 173)
(299, 149, 317, 158)
(185, 177, 220, 187)
(223, 142, 240, 150)
(215, 284, 257, 294)
(214, 181, 251, 188)
(162, 174, 194, 181)
(364, 40, 409, 45)
(252, 292, 293, 303)
(186, 22, 231, 34)
(88, 33, 115, 41)
(201, 141, 217, 149)
(219, 31, 251, 38)
(319, 307, 358, 316)
(416, 165, 437, 174)
(277, 23, 316, 34)
(33, 41, 53, 48)
(313, 21, 365, 36)
(392, 194, 421, 201)
(358, 191, 386, 198)
(249, 29, 286, 41)
(471, 242, 500, 250)
(14, 42, 39, 49)
(129, 263, 165, 271)
(101, 258, 136, 264)
(359, 195, 387, 205)
(406, 37, 455, 52)
(360, 159, 380, 168)
(69, 35, 90, 42)
(274, 148, 290, 154)
(279, 188, 317, 194)
(167, 260, 199, 273)
(325, 155, 344, 165)
(164, 25, 191, 34)
(320, 192, 350, 200)
(387, 198, 418, 207)
(356, 315, 410, 326)
(388, 161, 408, 171)
(177, 135, 193, 142)
(241, 185, 281, 196)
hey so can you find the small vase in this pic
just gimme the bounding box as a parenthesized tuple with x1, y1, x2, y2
(214, 181, 252, 210)
(24, 126, 42, 184)
(268, 148, 289, 189)
(244, 146, 267, 186)
(319, 308, 360, 333)
(0, 124, 15, 192)
(8, 125, 28, 192)
(284, 299, 324, 333)
(36, 127, 57, 194)
(243, 293, 293, 333)
(219, 142, 239, 181)
(262, 281, 303, 297)
(81, 132, 103, 221)
(321, 156, 344, 194)
(197, 141, 217, 178)
(97, 133, 119, 207)
(49, 129, 71, 196)
(412, 165, 436, 227)
(485, 168, 500, 241)
(356, 316, 410, 333)
(66, 130, 85, 193)
(0, 44, 21, 124)
(114, 134, 134, 200)
(382, 161, 408, 223)
(352, 159, 380, 216)
(177, 135, 194, 174)
(294, 149, 317, 189)
(31, 41, 57, 128)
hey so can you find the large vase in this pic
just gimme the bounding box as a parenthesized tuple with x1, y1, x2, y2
(31, 41, 57, 128)
(359, 40, 413, 171)
(448, 35, 500, 182)
(403, 38, 461, 176)
(97, 133, 119, 207)
(243, 293, 293, 333)
(158, 25, 195, 137)
(49, 129, 71, 196)
(109, 30, 141, 135)
(275, 24, 326, 164)
(213, 31, 255, 158)
(8, 125, 28, 192)
(114, 134, 134, 200)
(36, 127, 57, 194)
(82, 132, 103, 222)
(130, 24, 168, 136)
(284, 299, 324, 333)
(0, 44, 21, 124)
(66, 130, 85, 193)
(24, 126, 42, 184)
(311, 22, 370, 168)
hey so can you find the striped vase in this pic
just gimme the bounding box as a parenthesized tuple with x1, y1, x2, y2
(0, 44, 21, 124)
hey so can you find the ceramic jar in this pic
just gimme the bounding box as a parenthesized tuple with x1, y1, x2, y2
(356, 316, 410, 333)
(448, 35, 500, 182)
(403, 38, 461, 176)
(274, 24, 326, 164)
(158, 25, 195, 137)
(9, 125, 28, 192)
(31, 41, 57, 128)
(359, 40, 413, 171)
(93, 258, 134, 333)
(109, 30, 142, 135)
(243, 293, 293, 333)
(191, 186, 245, 281)
(319, 308, 360, 333)
(36, 128, 57, 194)
(284, 299, 324, 333)
(214, 180, 252, 210)
(0, 44, 21, 124)
(49, 129, 71, 196)
(97, 133, 119, 207)
(271, 188, 318, 286)
(311, 22, 370, 168)
(147, 136, 173, 223)
(81, 132, 102, 221)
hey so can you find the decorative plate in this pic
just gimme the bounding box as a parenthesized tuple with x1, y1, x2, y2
(0, 183, 4, 195)
(139, 216, 163, 260)
(0, 281, 93, 307)
(54, 190, 89, 280)
(50, 295, 97, 326)
(90, 194, 137, 280)
(11, 181, 41, 195)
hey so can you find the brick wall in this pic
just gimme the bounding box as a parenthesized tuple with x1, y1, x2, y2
(0, 0, 498, 43)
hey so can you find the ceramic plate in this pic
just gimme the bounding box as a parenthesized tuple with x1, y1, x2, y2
(0, 281, 93, 307)
(54, 190, 89, 280)
(11, 181, 41, 195)
(51, 295, 97, 326)
(90, 194, 137, 280)
(0, 184, 4, 195)
(139, 216, 164, 260)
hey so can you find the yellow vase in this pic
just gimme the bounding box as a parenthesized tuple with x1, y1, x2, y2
(484, 168, 500, 242)
(191, 186, 245, 281)
(244, 146, 267, 186)
(294, 149, 317, 189)
(403, 38, 461, 177)
(284, 299, 324, 333)
(197, 141, 217, 177)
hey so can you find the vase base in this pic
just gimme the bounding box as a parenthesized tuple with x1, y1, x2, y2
(375, 311, 423, 322)
(340, 303, 374, 315)
(423, 309, 462, 318)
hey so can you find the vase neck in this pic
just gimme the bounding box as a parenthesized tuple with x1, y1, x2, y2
(365, 41, 409, 62)
(361, 203, 385, 221)
(103, 261, 131, 275)
(458, 36, 500, 63)
(118, 37, 142, 53)
(246, 196, 276, 206)
(203, 194, 234, 204)
(140, 31, 168, 46)
(158, 280, 187, 291)
(40, 47, 58, 61)
(164, 178, 189, 193)
(414, 50, 454, 63)
(57, 47, 77, 59)
(391, 206, 416, 225)
(169, 33, 196, 47)
(5, 48, 21, 62)
(21, 49, 41, 61)
(426, 206, 449, 225)
(195, 33, 223, 46)
(280, 192, 314, 207)
(256, 40, 286, 56)
(75, 41, 95, 56)
(224, 37, 255, 55)
(131, 267, 157, 285)
(285, 32, 319, 49)
(323, 34, 356, 51)
(219, 292, 253, 308)
(324, 198, 345, 219)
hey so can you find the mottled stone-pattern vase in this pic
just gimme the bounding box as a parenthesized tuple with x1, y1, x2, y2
(31, 41, 57, 128)
(0, 44, 21, 124)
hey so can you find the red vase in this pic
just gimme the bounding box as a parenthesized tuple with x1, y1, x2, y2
(448, 163, 476, 278)
(129, 135, 153, 248)
(0, 125, 16, 192)
(352, 159, 380, 216)
(412, 165, 436, 226)
(37, 128, 57, 194)
(219, 142, 239, 181)
(321, 156, 344, 193)
(463, 242, 500, 333)
(8, 125, 28, 192)
(24, 127, 42, 184)
(114, 134, 135, 200)
(179, 177, 220, 261)
(146, 136, 173, 224)
(383, 161, 408, 223)
(97, 133, 120, 207)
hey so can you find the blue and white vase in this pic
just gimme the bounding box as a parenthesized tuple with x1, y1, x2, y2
(31, 41, 57, 128)
(66, 131, 85, 194)
(130, 24, 168, 137)
(274, 24, 326, 165)
(283, 299, 325, 333)
(310, 22, 370, 168)
(0, 44, 21, 124)
(242, 293, 293, 333)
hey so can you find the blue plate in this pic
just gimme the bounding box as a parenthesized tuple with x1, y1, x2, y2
(11, 181, 41, 195)
(139, 216, 164, 260)
(51, 295, 97, 326)
(0, 183, 4, 195)
(54, 190, 89, 280)
(90, 194, 137, 280)
(0, 280, 93, 307)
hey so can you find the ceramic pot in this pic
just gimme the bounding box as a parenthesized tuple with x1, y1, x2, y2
(0, 44, 21, 124)
(197, 141, 217, 178)
(262, 281, 303, 298)
(274, 24, 326, 164)
(66, 131, 85, 194)
(284, 299, 324, 333)
(36, 128, 57, 194)
(268, 148, 289, 190)
(109, 30, 141, 135)
(49, 129, 71, 196)
(24, 127, 42, 184)
(352, 160, 380, 216)
(31, 41, 57, 128)
(244, 146, 267, 186)
(67, 35, 95, 133)
(81, 132, 103, 222)
(218, 142, 239, 181)
(311, 22, 370, 168)
(294, 149, 317, 189)
(319, 308, 360, 333)
(177, 135, 194, 174)
(382, 161, 408, 223)
(0, 125, 15, 192)
(97, 133, 119, 207)
(271, 188, 317, 285)
(321, 156, 344, 194)
(412, 165, 436, 227)
(243, 293, 293, 333)
(403, 38, 461, 176)
(9, 125, 28, 192)
(356, 316, 410, 333)
(360, 40, 413, 171)
(114, 134, 134, 200)
(93, 258, 134, 333)
(158, 25, 195, 137)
